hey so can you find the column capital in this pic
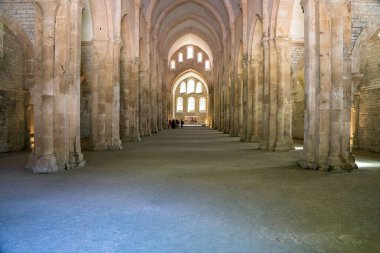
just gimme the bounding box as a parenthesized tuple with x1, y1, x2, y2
(34, 0, 60, 18)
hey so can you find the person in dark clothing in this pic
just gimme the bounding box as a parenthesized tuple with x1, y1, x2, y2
(171, 119, 176, 129)
(175, 119, 179, 128)
(180, 119, 184, 128)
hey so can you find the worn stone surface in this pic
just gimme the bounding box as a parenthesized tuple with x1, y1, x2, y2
(1, 127, 380, 252)
(357, 36, 380, 153)
(0, 25, 28, 153)
(0, 0, 378, 173)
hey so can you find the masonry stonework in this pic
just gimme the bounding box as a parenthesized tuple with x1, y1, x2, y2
(0, 26, 28, 152)
(357, 36, 380, 153)
(351, 0, 380, 49)
(0, 1, 35, 43)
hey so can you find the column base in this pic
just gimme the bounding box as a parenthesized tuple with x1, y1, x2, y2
(326, 155, 356, 172)
(298, 159, 319, 170)
(109, 139, 123, 150)
(274, 141, 291, 152)
(129, 132, 141, 142)
(298, 157, 357, 172)
(69, 152, 86, 169)
(28, 153, 58, 173)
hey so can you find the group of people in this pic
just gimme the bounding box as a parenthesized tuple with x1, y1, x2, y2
(168, 119, 184, 129)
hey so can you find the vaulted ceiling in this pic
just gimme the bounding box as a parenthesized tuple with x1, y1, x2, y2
(142, 0, 241, 62)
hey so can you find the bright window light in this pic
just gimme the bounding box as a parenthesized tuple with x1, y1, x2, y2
(205, 59, 211, 71)
(188, 97, 195, 112)
(180, 81, 186, 93)
(178, 52, 183, 62)
(187, 79, 195, 93)
(170, 60, 176, 70)
(187, 46, 194, 59)
(196, 82, 202, 93)
(199, 97, 206, 112)
(197, 52, 203, 62)
(177, 97, 183, 112)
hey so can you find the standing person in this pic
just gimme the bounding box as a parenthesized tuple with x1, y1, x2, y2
(175, 119, 179, 128)
(171, 119, 176, 129)
(168, 119, 171, 129)
(180, 119, 184, 128)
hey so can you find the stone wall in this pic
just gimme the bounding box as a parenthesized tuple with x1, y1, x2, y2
(357, 36, 380, 153)
(351, 0, 380, 49)
(0, 0, 35, 44)
(0, 25, 28, 152)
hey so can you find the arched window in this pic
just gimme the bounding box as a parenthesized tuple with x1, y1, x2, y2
(197, 52, 203, 62)
(180, 81, 186, 93)
(178, 52, 183, 63)
(170, 60, 176, 70)
(196, 82, 203, 93)
(188, 97, 195, 112)
(187, 79, 195, 93)
(205, 60, 211, 71)
(199, 97, 206, 112)
(177, 97, 183, 112)
(187, 46, 194, 59)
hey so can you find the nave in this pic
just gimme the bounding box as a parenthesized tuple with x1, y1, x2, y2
(1, 127, 380, 253)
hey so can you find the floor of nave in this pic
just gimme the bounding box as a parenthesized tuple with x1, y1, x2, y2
(0, 127, 379, 253)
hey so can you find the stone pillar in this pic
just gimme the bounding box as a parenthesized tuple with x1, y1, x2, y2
(111, 37, 123, 149)
(300, 0, 355, 171)
(241, 54, 249, 141)
(92, 40, 109, 150)
(300, 0, 319, 169)
(89, 43, 100, 149)
(69, 0, 86, 167)
(275, 37, 294, 151)
(260, 37, 270, 150)
(29, 0, 60, 173)
(229, 70, 235, 136)
(251, 60, 263, 143)
(121, 58, 140, 142)
(235, 71, 241, 137)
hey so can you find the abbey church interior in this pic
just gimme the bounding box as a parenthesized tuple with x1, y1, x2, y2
(0, 0, 379, 252)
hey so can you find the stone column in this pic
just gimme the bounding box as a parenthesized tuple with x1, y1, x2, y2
(89, 43, 100, 149)
(275, 37, 293, 151)
(111, 37, 122, 149)
(241, 54, 249, 141)
(121, 58, 140, 142)
(251, 60, 262, 143)
(69, 0, 86, 167)
(300, 0, 355, 171)
(260, 37, 270, 150)
(30, 0, 60, 173)
(229, 69, 235, 136)
(300, 0, 319, 169)
(235, 71, 241, 137)
(92, 40, 109, 150)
